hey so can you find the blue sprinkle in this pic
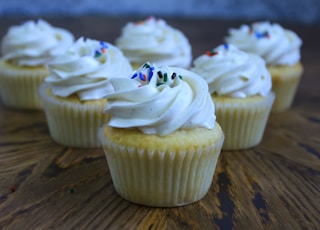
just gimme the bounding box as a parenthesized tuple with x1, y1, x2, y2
(94, 50, 101, 57)
(100, 41, 108, 48)
(148, 70, 153, 81)
(139, 72, 145, 81)
(224, 43, 229, 49)
(255, 32, 264, 39)
(131, 73, 138, 79)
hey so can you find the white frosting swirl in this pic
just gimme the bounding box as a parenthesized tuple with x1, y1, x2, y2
(104, 62, 215, 135)
(191, 44, 272, 98)
(45, 38, 133, 101)
(1, 19, 74, 66)
(115, 17, 192, 68)
(225, 21, 302, 66)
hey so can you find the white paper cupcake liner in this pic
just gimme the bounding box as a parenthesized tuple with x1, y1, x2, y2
(99, 124, 224, 207)
(268, 63, 303, 112)
(40, 83, 109, 148)
(213, 92, 275, 150)
(0, 60, 48, 110)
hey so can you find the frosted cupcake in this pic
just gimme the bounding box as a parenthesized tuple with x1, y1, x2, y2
(225, 21, 303, 112)
(40, 38, 132, 148)
(115, 16, 192, 69)
(99, 62, 224, 207)
(191, 44, 274, 150)
(0, 19, 74, 110)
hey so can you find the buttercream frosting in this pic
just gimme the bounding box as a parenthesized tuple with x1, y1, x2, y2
(1, 19, 74, 66)
(225, 21, 302, 66)
(104, 62, 215, 135)
(115, 16, 192, 68)
(191, 44, 272, 98)
(45, 37, 132, 101)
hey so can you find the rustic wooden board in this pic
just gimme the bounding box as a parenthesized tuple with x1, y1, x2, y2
(0, 17, 319, 229)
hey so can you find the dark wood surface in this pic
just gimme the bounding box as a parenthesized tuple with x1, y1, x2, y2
(0, 16, 319, 229)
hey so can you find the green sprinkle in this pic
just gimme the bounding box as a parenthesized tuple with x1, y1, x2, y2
(164, 73, 168, 82)
(95, 50, 101, 58)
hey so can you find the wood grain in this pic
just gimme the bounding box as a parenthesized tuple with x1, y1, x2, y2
(0, 17, 319, 229)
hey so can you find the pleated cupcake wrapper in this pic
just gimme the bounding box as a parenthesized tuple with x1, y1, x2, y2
(214, 92, 275, 150)
(0, 61, 48, 110)
(271, 74, 301, 112)
(99, 128, 224, 207)
(40, 84, 108, 148)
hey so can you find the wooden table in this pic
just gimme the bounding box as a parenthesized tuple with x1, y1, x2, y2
(0, 17, 319, 229)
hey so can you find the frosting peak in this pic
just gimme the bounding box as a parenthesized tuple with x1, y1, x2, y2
(45, 37, 132, 101)
(115, 17, 192, 68)
(104, 62, 215, 135)
(1, 19, 74, 66)
(225, 21, 302, 66)
(191, 44, 272, 98)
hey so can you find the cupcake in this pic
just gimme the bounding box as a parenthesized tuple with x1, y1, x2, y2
(99, 62, 224, 207)
(0, 19, 74, 110)
(225, 21, 303, 112)
(40, 38, 132, 148)
(115, 16, 192, 69)
(191, 44, 275, 150)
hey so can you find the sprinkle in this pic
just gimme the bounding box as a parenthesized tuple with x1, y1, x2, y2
(224, 44, 229, 49)
(69, 188, 74, 194)
(178, 75, 182, 79)
(146, 16, 154, 21)
(131, 73, 138, 79)
(206, 50, 218, 57)
(143, 63, 150, 68)
(95, 50, 101, 58)
(133, 20, 144, 25)
(101, 48, 107, 53)
(255, 31, 270, 39)
(158, 71, 163, 78)
(139, 72, 146, 81)
(164, 73, 168, 82)
(148, 67, 154, 81)
(100, 41, 108, 48)
(10, 186, 16, 193)
(171, 72, 177, 79)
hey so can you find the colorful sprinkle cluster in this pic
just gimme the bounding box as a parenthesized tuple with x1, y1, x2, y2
(94, 41, 108, 58)
(205, 50, 218, 57)
(131, 62, 182, 87)
(133, 16, 155, 25)
(206, 44, 229, 57)
(249, 27, 270, 39)
(156, 70, 182, 87)
(131, 63, 155, 82)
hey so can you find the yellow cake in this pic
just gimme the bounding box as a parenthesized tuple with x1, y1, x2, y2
(192, 44, 274, 150)
(40, 38, 132, 148)
(99, 63, 224, 207)
(225, 21, 303, 112)
(0, 19, 74, 110)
